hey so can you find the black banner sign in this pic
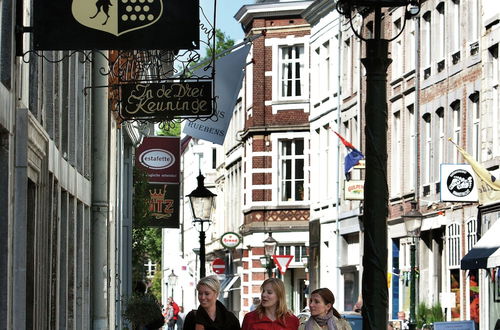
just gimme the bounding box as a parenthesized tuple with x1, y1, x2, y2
(34, 0, 199, 50)
(147, 183, 179, 228)
(120, 82, 213, 119)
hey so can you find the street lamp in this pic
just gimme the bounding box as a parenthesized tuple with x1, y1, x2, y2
(402, 200, 423, 330)
(187, 172, 216, 279)
(260, 233, 278, 278)
(335, 1, 420, 329)
(167, 269, 178, 299)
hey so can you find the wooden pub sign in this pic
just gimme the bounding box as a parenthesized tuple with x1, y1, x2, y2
(120, 81, 213, 120)
(34, 0, 199, 50)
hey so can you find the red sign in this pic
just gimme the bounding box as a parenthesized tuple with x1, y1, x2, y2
(212, 258, 225, 275)
(273, 255, 294, 275)
(136, 137, 180, 184)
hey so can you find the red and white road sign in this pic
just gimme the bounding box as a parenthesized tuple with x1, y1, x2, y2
(273, 255, 294, 275)
(212, 258, 226, 275)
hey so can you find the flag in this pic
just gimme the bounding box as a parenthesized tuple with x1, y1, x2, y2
(450, 139, 500, 205)
(183, 44, 251, 145)
(334, 131, 364, 181)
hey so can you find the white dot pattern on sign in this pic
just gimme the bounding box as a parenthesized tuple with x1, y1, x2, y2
(134, 5, 141, 11)
(143, 5, 149, 12)
(139, 14, 145, 21)
(130, 14, 137, 21)
(126, 5, 132, 12)
(122, 14, 129, 21)
(147, 14, 154, 21)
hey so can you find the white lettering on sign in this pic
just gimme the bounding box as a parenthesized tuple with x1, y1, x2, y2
(139, 149, 175, 170)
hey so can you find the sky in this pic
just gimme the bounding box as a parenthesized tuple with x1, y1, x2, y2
(200, 0, 253, 43)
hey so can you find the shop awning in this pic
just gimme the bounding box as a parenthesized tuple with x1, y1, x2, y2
(222, 275, 240, 298)
(461, 220, 500, 270)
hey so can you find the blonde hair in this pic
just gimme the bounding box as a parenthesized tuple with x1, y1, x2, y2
(196, 275, 221, 295)
(256, 278, 290, 322)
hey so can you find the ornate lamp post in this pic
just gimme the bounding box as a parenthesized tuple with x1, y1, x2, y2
(167, 269, 178, 299)
(403, 201, 423, 330)
(335, 1, 421, 329)
(187, 172, 216, 279)
(260, 233, 278, 278)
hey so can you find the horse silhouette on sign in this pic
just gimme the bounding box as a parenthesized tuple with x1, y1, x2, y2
(89, 0, 112, 25)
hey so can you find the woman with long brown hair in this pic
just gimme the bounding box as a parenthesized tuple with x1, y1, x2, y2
(242, 278, 299, 330)
(299, 288, 351, 330)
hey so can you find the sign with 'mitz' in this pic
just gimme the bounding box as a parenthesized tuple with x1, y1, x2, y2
(34, 0, 198, 50)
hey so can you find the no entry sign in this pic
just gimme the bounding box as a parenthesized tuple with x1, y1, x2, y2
(212, 258, 225, 275)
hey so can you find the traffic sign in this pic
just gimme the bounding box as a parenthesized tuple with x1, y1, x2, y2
(273, 255, 294, 275)
(212, 258, 226, 275)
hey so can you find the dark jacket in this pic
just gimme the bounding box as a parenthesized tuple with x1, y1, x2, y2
(184, 300, 240, 330)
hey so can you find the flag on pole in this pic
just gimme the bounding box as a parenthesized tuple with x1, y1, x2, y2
(334, 131, 364, 181)
(449, 139, 500, 205)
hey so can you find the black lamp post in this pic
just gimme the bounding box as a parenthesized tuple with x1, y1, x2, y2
(335, 1, 420, 329)
(260, 233, 278, 278)
(187, 173, 216, 279)
(167, 269, 178, 299)
(402, 201, 423, 330)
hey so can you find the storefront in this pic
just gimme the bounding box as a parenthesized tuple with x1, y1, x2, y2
(461, 210, 500, 330)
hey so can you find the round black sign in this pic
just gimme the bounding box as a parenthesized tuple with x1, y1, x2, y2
(447, 169, 474, 197)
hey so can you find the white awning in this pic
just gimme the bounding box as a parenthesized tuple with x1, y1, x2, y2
(222, 275, 240, 298)
(421, 215, 448, 231)
(461, 220, 500, 270)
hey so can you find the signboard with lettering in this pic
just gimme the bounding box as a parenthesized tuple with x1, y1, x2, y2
(147, 183, 179, 228)
(34, 0, 198, 50)
(345, 180, 364, 200)
(135, 137, 180, 184)
(440, 164, 478, 202)
(121, 82, 213, 120)
(220, 232, 241, 249)
(433, 321, 474, 330)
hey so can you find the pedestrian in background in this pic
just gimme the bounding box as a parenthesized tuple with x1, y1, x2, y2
(176, 306, 186, 330)
(167, 297, 180, 330)
(250, 297, 260, 312)
(299, 288, 351, 330)
(242, 278, 299, 330)
(183, 275, 240, 330)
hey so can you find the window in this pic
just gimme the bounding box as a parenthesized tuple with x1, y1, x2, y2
(406, 20, 415, 72)
(392, 19, 403, 78)
(451, 101, 461, 163)
(469, 0, 479, 43)
(0, 0, 12, 88)
(470, 93, 480, 160)
(392, 111, 401, 194)
(277, 245, 307, 263)
(279, 139, 305, 201)
(436, 2, 445, 60)
(280, 45, 304, 98)
(406, 105, 416, 189)
(423, 113, 432, 184)
(436, 108, 445, 167)
(423, 11, 432, 68)
(322, 41, 330, 92)
(447, 223, 461, 268)
(466, 218, 478, 252)
(342, 38, 352, 95)
(451, 0, 461, 56)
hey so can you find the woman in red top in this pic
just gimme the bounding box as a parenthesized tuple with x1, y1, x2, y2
(242, 278, 299, 330)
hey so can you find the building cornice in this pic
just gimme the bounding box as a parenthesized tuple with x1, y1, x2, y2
(301, 0, 336, 26)
(235, 1, 314, 30)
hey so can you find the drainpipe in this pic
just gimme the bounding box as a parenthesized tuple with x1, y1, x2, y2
(335, 15, 342, 303)
(91, 50, 110, 329)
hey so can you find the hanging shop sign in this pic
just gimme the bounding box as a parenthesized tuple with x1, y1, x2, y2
(147, 183, 179, 228)
(120, 82, 213, 120)
(136, 137, 180, 184)
(220, 232, 241, 249)
(344, 180, 364, 200)
(33, 0, 199, 50)
(440, 164, 478, 202)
